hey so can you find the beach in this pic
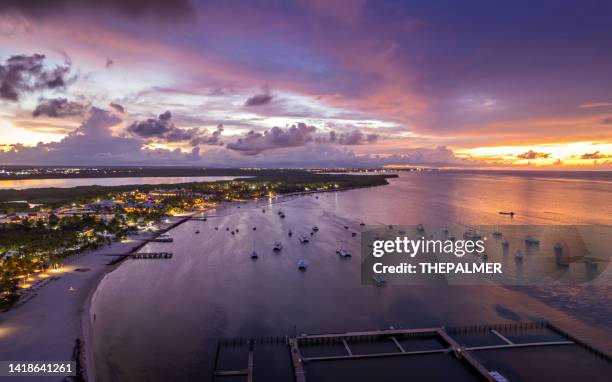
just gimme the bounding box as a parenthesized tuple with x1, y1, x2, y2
(0, 213, 195, 381)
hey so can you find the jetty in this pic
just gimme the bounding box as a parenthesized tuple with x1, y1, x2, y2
(131, 252, 173, 259)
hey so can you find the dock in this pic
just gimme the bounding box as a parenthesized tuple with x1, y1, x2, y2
(212, 321, 612, 381)
(131, 252, 173, 259)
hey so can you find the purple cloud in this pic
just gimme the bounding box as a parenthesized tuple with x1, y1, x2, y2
(0, 54, 74, 101)
(32, 97, 88, 117)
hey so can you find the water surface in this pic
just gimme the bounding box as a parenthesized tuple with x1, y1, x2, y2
(91, 172, 612, 381)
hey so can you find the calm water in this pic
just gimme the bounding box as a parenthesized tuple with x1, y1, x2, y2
(91, 172, 612, 381)
(0, 176, 245, 190)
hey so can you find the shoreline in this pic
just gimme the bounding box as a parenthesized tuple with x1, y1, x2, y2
(79, 212, 200, 382)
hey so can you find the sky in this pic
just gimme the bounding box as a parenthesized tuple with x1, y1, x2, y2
(0, 0, 611, 169)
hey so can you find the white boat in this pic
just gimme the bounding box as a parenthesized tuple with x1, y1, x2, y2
(312, 226, 319, 232)
(336, 248, 352, 257)
(525, 236, 540, 245)
(299, 235, 310, 244)
(298, 259, 308, 270)
(273, 241, 282, 251)
(251, 250, 258, 259)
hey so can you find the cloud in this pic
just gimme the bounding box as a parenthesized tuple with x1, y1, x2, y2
(226, 123, 317, 155)
(516, 150, 550, 160)
(328, 130, 379, 145)
(0, 53, 75, 101)
(109, 102, 125, 113)
(0, 0, 194, 21)
(580, 151, 612, 160)
(190, 124, 224, 146)
(127, 111, 223, 146)
(244, 92, 273, 107)
(32, 97, 88, 117)
(578, 102, 612, 109)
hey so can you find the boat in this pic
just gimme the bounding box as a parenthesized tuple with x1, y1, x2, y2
(236, 228, 239, 233)
(195, 230, 200, 234)
(359, 222, 365, 226)
(298, 259, 308, 270)
(525, 236, 540, 245)
(273, 241, 282, 251)
(288, 230, 293, 237)
(372, 274, 386, 287)
(280, 213, 285, 219)
(251, 251, 258, 259)
(336, 248, 352, 257)
(463, 229, 481, 240)
(299, 235, 310, 244)
(344, 225, 349, 230)
(253, 227, 257, 231)
(352, 232, 357, 237)
(262, 209, 265, 212)
(214, 227, 219, 230)
(499, 211, 515, 216)
(226, 227, 230, 231)
(515, 250, 523, 260)
(231, 231, 235, 235)
(312, 226, 319, 232)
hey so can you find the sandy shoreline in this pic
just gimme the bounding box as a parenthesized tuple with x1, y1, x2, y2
(0, 212, 199, 382)
(79, 212, 199, 381)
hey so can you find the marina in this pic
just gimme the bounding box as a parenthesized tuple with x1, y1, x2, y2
(213, 321, 611, 382)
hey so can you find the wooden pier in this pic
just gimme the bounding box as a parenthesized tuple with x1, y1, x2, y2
(131, 252, 173, 259)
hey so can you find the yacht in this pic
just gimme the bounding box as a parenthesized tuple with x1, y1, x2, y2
(251, 251, 258, 259)
(299, 235, 310, 244)
(298, 259, 308, 270)
(312, 226, 319, 232)
(525, 236, 540, 245)
(273, 241, 283, 251)
(336, 248, 352, 257)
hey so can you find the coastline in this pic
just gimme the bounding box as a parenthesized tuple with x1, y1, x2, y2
(79, 212, 200, 381)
